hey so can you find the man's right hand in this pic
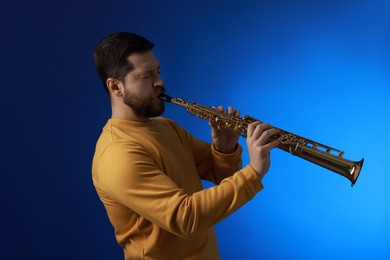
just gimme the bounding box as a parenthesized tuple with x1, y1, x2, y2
(246, 122, 283, 180)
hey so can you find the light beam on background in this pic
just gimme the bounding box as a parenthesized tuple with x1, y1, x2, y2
(157, 1, 389, 259)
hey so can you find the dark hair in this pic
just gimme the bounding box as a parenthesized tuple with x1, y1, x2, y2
(93, 32, 155, 94)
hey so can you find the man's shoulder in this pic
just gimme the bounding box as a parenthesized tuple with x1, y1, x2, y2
(153, 116, 176, 125)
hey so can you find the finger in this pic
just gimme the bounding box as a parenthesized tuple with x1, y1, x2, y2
(216, 105, 239, 117)
(227, 106, 234, 115)
(258, 128, 281, 145)
(209, 120, 220, 129)
(247, 121, 261, 138)
(263, 134, 284, 150)
(234, 109, 240, 117)
(251, 123, 272, 140)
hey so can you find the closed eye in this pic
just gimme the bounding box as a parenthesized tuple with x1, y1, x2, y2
(140, 66, 160, 79)
(141, 74, 151, 79)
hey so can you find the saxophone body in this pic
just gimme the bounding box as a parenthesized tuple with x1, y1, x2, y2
(159, 93, 364, 186)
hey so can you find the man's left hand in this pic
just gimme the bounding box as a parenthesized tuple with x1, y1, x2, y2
(210, 106, 240, 154)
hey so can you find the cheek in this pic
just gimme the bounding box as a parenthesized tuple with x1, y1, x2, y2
(123, 82, 145, 97)
(127, 78, 154, 92)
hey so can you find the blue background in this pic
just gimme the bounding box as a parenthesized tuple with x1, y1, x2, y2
(1, 0, 389, 259)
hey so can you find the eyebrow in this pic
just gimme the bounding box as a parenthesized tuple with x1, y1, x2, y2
(141, 65, 160, 74)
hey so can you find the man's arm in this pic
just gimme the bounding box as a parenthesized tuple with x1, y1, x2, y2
(95, 143, 262, 239)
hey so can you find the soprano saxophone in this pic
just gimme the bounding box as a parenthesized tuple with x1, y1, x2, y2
(159, 93, 364, 186)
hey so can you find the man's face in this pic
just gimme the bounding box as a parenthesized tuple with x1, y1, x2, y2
(121, 50, 165, 118)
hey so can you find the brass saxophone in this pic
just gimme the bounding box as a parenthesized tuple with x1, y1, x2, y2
(159, 93, 364, 186)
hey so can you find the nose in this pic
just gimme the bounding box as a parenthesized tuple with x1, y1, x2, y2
(153, 73, 164, 88)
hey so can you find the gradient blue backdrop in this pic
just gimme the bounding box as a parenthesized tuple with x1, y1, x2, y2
(1, 0, 389, 259)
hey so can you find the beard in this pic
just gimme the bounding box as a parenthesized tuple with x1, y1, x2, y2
(122, 90, 165, 118)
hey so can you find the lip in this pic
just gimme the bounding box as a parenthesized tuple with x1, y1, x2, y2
(156, 93, 165, 102)
(157, 91, 166, 98)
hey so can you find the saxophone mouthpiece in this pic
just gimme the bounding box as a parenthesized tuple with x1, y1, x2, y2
(159, 93, 172, 102)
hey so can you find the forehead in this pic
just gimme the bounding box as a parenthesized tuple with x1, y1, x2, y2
(127, 50, 159, 70)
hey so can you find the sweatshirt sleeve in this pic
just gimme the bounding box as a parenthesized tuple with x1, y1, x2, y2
(95, 143, 263, 239)
(169, 119, 243, 184)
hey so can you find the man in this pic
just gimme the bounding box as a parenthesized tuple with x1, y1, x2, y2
(92, 32, 282, 259)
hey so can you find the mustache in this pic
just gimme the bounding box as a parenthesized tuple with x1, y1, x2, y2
(156, 86, 166, 94)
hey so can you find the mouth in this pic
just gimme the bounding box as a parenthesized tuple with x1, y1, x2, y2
(158, 93, 172, 102)
(157, 86, 166, 95)
(157, 89, 166, 99)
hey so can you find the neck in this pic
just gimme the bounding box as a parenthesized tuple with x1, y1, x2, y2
(111, 102, 150, 122)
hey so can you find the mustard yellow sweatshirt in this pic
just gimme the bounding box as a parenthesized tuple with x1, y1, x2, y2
(92, 117, 263, 259)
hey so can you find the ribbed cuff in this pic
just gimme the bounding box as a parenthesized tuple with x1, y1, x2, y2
(211, 143, 242, 156)
(237, 165, 264, 196)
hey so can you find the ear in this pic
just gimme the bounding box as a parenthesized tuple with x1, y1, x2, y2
(106, 78, 123, 97)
